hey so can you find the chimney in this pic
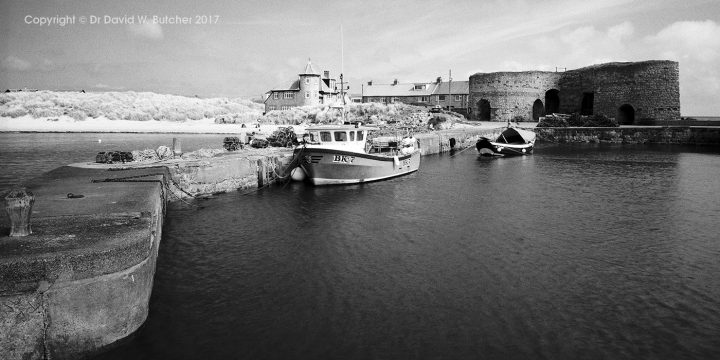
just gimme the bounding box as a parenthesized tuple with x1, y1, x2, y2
(436, 76, 442, 84)
(368, 80, 373, 86)
(393, 79, 398, 85)
(323, 70, 330, 79)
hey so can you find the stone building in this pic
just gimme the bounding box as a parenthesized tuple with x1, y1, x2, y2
(264, 60, 343, 113)
(469, 60, 680, 124)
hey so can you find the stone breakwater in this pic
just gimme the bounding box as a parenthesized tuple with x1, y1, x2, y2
(534, 126, 720, 145)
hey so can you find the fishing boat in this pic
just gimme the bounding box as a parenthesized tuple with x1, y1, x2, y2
(476, 126, 536, 156)
(287, 26, 420, 185)
(290, 124, 421, 185)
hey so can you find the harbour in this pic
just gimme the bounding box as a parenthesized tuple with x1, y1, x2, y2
(2, 132, 720, 359)
(100, 142, 720, 359)
(3, 0, 720, 358)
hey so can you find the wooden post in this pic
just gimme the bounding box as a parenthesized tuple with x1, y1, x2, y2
(4, 188, 35, 237)
(172, 138, 182, 157)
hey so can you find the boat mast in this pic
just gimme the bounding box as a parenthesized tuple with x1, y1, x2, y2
(340, 24, 345, 107)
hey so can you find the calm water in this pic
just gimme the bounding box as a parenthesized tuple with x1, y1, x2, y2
(2, 134, 720, 359)
(0, 133, 227, 193)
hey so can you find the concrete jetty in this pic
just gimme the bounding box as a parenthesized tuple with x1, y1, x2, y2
(1, 166, 167, 359)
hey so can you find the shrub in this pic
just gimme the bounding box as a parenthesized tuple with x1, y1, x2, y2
(585, 114, 619, 127)
(537, 115, 569, 127)
(1, 105, 28, 117)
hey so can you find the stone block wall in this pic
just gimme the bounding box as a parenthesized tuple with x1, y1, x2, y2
(469, 60, 680, 124)
(469, 71, 561, 123)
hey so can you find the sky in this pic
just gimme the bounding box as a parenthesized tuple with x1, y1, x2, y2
(1, 0, 719, 115)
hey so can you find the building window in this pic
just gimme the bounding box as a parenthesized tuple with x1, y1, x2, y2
(305, 78, 310, 85)
(438, 95, 446, 101)
(305, 91, 310, 98)
(414, 84, 425, 90)
(281, 106, 291, 110)
(284, 93, 294, 99)
(273, 93, 279, 100)
(421, 96, 429, 102)
(454, 95, 462, 101)
(268, 105, 276, 111)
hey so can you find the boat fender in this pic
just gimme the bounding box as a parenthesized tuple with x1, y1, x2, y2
(290, 167, 306, 182)
(67, 193, 84, 199)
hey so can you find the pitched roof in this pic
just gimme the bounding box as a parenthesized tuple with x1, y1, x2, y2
(431, 81, 469, 95)
(300, 59, 319, 76)
(268, 79, 301, 92)
(362, 82, 438, 97)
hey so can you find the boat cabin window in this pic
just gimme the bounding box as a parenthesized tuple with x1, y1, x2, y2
(357, 131, 364, 141)
(334, 131, 347, 142)
(350, 131, 355, 141)
(320, 131, 332, 142)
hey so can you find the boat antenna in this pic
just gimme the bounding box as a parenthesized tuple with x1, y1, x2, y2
(340, 24, 345, 107)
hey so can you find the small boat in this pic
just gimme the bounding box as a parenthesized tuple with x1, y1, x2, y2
(290, 124, 421, 185)
(476, 127, 536, 156)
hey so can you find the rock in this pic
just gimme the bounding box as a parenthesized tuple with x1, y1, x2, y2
(156, 146, 173, 160)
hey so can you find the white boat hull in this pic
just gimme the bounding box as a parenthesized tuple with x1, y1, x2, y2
(294, 148, 421, 185)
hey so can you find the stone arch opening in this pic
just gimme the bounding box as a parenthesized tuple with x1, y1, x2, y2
(581, 92, 594, 115)
(478, 99, 491, 121)
(617, 104, 635, 125)
(545, 89, 560, 115)
(449, 138, 456, 149)
(532, 99, 544, 121)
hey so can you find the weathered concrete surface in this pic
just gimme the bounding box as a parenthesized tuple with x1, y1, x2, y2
(1, 166, 166, 359)
(167, 150, 294, 196)
(534, 126, 720, 145)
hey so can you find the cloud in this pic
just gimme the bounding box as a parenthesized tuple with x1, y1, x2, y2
(2, 55, 32, 71)
(608, 21, 634, 42)
(127, 23, 164, 40)
(94, 83, 126, 90)
(39, 59, 55, 72)
(645, 20, 720, 63)
(643, 20, 720, 115)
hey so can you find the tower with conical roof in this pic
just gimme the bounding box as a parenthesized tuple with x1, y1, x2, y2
(298, 59, 321, 106)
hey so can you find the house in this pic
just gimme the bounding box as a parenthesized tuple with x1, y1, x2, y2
(361, 79, 436, 106)
(361, 77, 470, 116)
(430, 79, 469, 114)
(263, 60, 343, 113)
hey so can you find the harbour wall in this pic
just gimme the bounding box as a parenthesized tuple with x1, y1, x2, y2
(1, 167, 168, 359)
(534, 126, 720, 145)
(415, 128, 501, 155)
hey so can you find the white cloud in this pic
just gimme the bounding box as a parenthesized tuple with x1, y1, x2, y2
(127, 23, 164, 40)
(94, 83, 126, 90)
(643, 20, 720, 115)
(2, 55, 31, 71)
(608, 21, 634, 42)
(645, 20, 720, 63)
